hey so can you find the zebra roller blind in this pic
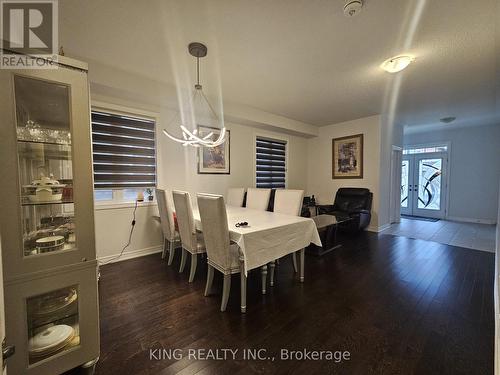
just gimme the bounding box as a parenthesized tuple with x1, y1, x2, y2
(91, 111, 156, 189)
(256, 137, 287, 189)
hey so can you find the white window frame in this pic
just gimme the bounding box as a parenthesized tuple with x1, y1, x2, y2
(402, 142, 450, 155)
(253, 130, 289, 189)
(91, 101, 160, 210)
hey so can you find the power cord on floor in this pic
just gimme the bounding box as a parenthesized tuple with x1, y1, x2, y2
(98, 199, 139, 279)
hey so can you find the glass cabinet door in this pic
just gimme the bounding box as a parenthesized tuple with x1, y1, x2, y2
(0, 64, 96, 278)
(27, 285, 80, 365)
(14, 75, 77, 258)
(4, 262, 99, 374)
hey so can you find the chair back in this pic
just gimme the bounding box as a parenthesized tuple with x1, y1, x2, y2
(156, 189, 176, 240)
(173, 190, 196, 251)
(226, 188, 245, 207)
(273, 189, 304, 216)
(246, 188, 271, 211)
(197, 194, 232, 269)
(334, 188, 373, 213)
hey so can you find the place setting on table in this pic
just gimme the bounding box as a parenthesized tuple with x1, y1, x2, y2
(153, 188, 322, 313)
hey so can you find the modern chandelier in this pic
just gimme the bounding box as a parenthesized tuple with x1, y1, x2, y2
(162, 42, 227, 147)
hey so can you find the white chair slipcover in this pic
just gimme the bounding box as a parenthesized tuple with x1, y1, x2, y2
(173, 190, 206, 282)
(245, 188, 271, 211)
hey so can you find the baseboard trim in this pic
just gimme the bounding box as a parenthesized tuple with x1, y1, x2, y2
(97, 245, 163, 264)
(367, 224, 391, 233)
(446, 216, 496, 225)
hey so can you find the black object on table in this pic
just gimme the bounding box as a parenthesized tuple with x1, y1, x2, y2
(307, 214, 352, 256)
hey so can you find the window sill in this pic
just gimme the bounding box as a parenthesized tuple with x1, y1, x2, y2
(94, 200, 157, 211)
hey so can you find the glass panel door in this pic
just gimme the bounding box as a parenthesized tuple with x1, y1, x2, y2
(400, 158, 411, 215)
(413, 154, 446, 218)
(416, 158, 442, 210)
(401, 153, 447, 219)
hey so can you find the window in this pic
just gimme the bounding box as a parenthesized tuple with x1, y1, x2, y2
(255, 137, 287, 188)
(91, 110, 156, 202)
(403, 145, 448, 155)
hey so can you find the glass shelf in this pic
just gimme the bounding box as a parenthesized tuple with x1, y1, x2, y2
(17, 141, 71, 161)
(21, 198, 74, 206)
(17, 139, 72, 147)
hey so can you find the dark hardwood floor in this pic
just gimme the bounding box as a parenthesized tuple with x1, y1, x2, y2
(92, 232, 494, 375)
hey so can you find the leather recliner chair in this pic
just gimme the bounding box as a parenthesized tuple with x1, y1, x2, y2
(317, 188, 372, 231)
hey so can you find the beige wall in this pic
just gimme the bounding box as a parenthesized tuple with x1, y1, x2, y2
(156, 113, 309, 200)
(91, 92, 309, 260)
(306, 115, 382, 230)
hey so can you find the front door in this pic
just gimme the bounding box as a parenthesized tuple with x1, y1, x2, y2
(401, 152, 447, 219)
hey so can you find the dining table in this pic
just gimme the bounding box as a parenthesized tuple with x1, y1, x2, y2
(193, 205, 321, 277)
(154, 205, 322, 310)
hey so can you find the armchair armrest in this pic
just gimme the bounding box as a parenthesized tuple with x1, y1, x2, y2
(316, 204, 334, 215)
(348, 209, 371, 215)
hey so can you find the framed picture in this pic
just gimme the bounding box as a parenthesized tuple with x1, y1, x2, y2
(332, 133, 363, 179)
(197, 125, 230, 174)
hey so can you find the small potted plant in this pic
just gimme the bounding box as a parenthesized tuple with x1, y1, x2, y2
(145, 188, 154, 201)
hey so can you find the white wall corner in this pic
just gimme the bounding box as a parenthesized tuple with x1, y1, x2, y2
(367, 223, 391, 233)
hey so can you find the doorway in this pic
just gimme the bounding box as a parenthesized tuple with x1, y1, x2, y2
(400, 145, 449, 219)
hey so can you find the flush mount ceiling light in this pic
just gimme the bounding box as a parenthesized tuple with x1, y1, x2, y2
(162, 42, 226, 148)
(380, 55, 415, 73)
(440, 116, 456, 124)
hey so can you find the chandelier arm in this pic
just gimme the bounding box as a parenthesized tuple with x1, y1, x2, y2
(210, 128, 227, 146)
(180, 125, 215, 145)
(163, 129, 200, 146)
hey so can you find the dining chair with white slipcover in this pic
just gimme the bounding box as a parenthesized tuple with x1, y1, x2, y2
(197, 193, 247, 312)
(226, 187, 245, 207)
(245, 188, 271, 211)
(156, 188, 179, 265)
(172, 190, 206, 282)
(269, 189, 304, 285)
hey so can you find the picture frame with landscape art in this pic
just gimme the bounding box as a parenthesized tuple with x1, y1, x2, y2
(332, 133, 363, 179)
(197, 125, 230, 174)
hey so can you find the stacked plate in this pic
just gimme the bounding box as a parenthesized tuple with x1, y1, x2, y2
(32, 288, 77, 317)
(28, 324, 75, 358)
(35, 235, 65, 253)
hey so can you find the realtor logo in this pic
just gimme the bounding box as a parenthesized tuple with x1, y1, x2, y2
(1, 0, 58, 68)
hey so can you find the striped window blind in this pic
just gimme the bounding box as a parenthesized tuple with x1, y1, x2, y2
(256, 137, 287, 188)
(91, 111, 156, 189)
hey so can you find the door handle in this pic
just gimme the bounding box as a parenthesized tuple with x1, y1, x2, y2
(2, 338, 15, 368)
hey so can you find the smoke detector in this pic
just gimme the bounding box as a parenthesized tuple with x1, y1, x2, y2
(344, 0, 363, 17)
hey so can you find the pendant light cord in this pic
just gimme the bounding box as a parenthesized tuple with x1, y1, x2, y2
(196, 57, 200, 87)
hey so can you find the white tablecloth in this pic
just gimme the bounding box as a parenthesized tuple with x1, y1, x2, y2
(192, 206, 322, 275)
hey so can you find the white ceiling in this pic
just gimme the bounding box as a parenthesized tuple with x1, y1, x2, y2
(59, 0, 499, 131)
